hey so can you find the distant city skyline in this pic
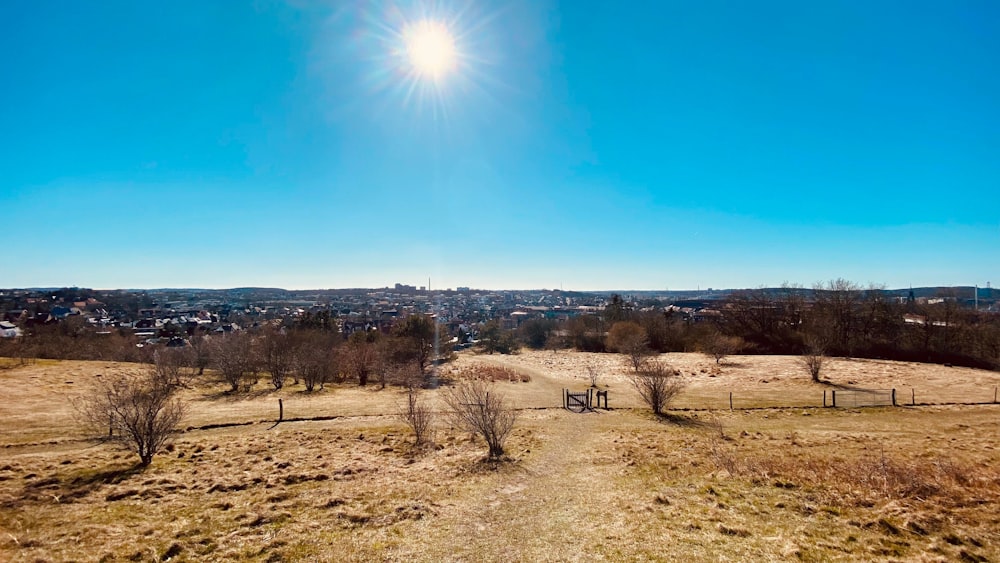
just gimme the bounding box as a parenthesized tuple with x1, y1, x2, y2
(2, 1, 997, 291)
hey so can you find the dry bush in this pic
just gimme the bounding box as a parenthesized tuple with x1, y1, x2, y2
(586, 365, 600, 388)
(629, 360, 685, 415)
(74, 372, 186, 466)
(442, 380, 517, 459)
(0, 337, 36, 368)
(801, 337, 826, 381)
(399, 385, 435, 446)
(802, 353, 824, 381)
(465, 364, 530, 383)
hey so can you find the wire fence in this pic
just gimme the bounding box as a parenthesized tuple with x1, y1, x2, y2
(828, 388, 895, 408)
(670, 386, 1000, 411)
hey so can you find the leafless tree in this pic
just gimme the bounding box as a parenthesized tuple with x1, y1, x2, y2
(629, 360, 685, 416)
(607, 321, 652, 371)
(151, 347, 190, 388)
(373, 338, 405, 389)
(703, 332, 745, 365)
(343, 334, 377, 386)
(399, 382, 435, 446)
(75, 372, 186, 466)
(811, 278, 863, 355)
(442, 380, 517, 459)
(586, 364, 600, 388)
(210, 332, 259, 392)
(261, 327, 296, 390)
(295, 331, 339, 392)
(187, 334, 212, 376)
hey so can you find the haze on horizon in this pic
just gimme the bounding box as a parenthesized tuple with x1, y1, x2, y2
(2, 1, 997, 292)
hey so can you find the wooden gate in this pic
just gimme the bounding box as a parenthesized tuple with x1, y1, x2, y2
(563, 388, 593, 412)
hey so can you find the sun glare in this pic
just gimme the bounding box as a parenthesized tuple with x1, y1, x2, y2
(404, 20, 457, 79)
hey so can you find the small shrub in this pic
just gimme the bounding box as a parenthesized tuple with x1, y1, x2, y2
(442, 380, 517, 459)
(399, 385, 435, 447)
(629, 360, 685, 415)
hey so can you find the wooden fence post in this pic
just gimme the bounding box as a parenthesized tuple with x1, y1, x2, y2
(912, 388, 915, 406)
(729, 392, 733, 411)
(994, 386, 997, 404)
(831, 390, 836, 408)
(278, 398, 283, 422)
(891, 389, 896, 407)
(823, 390, 826, 408)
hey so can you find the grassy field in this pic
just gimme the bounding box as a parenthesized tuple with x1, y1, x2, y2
(1, 352, 998, 561)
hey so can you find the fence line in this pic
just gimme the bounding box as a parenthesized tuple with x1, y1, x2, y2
(691, 386, 1000, 411)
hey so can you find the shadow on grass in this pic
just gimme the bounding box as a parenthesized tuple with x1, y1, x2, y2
(67, 463, 145, 488)
(656, 412, 713, 429)
(814, 379, 874, 391)
(468, 455, 525, 475)
(197, 387, 280, 402)
(5, 462, 145, 509)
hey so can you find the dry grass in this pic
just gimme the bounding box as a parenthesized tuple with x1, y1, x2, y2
(460, 364, 531, 384)
(1, 353, 998, 561)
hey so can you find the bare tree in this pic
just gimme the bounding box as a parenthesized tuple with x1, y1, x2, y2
(261, 327, 296, 390)
(586, 364, 600, 388)
(442, 380, 517, 459)
(151, 347, 189, 388)
(344, 333, 377, 386)
(607, 321, 652, 371)
(187, 334, 212, 376)
(629, 360, 685, 416)
(75, 372, 185, 466)
(703, 332, 745, 365)
(210, 333, 259, 392)
(399, 382, 435, 447)
(295, 331, 339, 392)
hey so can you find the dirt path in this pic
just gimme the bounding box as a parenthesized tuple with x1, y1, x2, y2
(407, 405, 632, 562)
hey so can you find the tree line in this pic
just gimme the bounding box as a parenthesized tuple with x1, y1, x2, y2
(1, 314, 452, 391)
(513, 281, 1000, 370)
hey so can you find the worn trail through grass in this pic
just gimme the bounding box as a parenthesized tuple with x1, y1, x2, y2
(404, 409, 622, 562)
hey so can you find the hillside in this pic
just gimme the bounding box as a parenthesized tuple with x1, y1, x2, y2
(1, 353, 998, 561)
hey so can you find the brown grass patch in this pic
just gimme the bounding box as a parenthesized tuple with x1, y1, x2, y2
(461, 364, 531, 383)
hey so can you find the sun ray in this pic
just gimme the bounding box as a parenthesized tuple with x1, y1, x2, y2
(344, 1, 510, 124)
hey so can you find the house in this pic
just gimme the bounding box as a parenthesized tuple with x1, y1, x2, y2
(50, 306, 80, 319)
(0, 321, 22, 338)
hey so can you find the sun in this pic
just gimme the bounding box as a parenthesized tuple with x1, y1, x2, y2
(404, 20, 457, 79)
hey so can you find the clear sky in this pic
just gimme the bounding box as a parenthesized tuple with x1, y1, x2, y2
(2, 1, 998, 291)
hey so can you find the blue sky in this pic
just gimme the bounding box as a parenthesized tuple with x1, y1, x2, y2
(2, 0, 997, 290)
